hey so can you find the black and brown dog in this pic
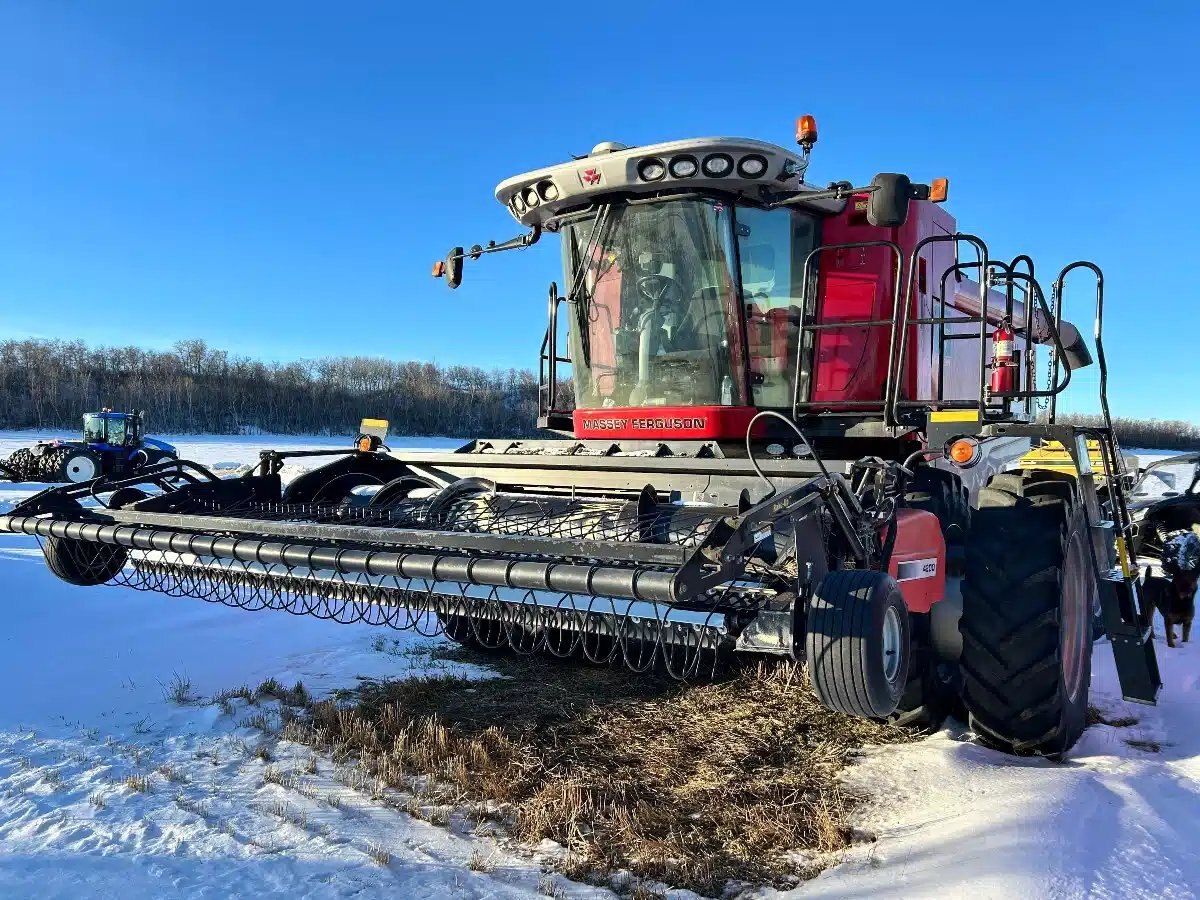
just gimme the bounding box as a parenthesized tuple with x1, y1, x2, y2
(1141, 532, 1200, 648)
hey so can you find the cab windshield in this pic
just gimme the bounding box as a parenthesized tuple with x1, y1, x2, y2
(1129, 453, 1200, 508)
(83, 414, 132, 446)
(561, 198, 817, 411)
(563, 198, 744, 410)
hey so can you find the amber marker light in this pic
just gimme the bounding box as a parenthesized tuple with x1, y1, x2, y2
(947, 437, 981, 468)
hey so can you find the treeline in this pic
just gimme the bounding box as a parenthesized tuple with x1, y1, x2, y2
(0, 339, 547, 436)
(1055, 414, 1200, 452)
(0, 338, 1195, 450)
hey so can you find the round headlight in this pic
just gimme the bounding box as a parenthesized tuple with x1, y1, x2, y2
(638, 158, 666, 181)
(511, 193, 527, 213)
(538, 180, 559, 202)
(668, 155, 699, 178)
(738, 155, 768, 178)
(702, 153, 734, 177)
(523, 187, 540, 208)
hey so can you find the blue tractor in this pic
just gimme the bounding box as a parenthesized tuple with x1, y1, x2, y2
(2, 410, 177, 483)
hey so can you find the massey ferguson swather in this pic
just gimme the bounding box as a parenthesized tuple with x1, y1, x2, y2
(1, 119, 1161, 756)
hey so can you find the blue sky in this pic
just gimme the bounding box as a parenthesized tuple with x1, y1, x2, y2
(1, 2, 1196, 420)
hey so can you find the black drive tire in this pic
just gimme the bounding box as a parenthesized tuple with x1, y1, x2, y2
(108, 487, 149, 510)
(43, 537, 128, 586)
(1022, 478, 1106, 641)
(5, 447, 37, 481)
(905, 466, 970, 545)
(890, 657, 962, 730)
(59, 449, 102, 483)
(894, 466, 969, 729)
(38, 447, 70, 481)
(806, 569, 912, 719)
(960, 475, 1095, 757)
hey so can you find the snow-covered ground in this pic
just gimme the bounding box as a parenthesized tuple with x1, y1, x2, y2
(785, 645, 1200, 899)
(0, 433, 616, 900)
(0, 432, 1198, 899)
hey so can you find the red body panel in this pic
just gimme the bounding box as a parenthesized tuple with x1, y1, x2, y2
(809, 199, 958, 408)
(885, 508, 946, 613)
(573, 405, 761, 441)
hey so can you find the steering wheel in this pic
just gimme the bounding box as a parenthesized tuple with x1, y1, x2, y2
(636, 273, 683, 307)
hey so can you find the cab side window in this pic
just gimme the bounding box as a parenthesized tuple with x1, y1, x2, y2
(737, 207, 817, 408)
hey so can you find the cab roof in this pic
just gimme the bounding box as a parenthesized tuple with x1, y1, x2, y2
(494, 136, 842, 228)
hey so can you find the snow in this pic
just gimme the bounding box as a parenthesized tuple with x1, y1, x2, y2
(1126, 447, 1188, 470)
(0, 431, 464, 514)
(0, 433, 615, 900)
(2, 432, 1200, 899)
(773, 639, 1200, 900)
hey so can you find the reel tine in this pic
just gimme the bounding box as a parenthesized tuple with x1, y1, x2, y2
(109, 545, 733, 682)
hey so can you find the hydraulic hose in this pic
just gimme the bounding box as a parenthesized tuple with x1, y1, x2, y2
(744, 409, 830, 497)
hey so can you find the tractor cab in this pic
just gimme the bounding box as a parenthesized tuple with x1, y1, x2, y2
(494, 135, 847, 441)
(439, 121, 1095, 451)
(83, 410, 143, 449)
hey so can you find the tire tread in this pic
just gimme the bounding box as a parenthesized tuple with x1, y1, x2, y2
(959, 472, 1092, 756)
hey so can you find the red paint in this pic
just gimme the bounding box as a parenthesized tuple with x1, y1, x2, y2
(573, 406, 763, 441)
(804, 196, 964, 410)
(886, 508, 946, 613)
(582, 168, 601, 185)
(806, 197, 895, 407)
(989, 323, 1017, 395)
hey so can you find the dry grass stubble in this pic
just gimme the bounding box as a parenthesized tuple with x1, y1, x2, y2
(282, 648, 915, 894)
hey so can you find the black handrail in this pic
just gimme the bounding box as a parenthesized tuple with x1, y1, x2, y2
(889, 234, 990, 420)
(1054, 262, 1121, 467)
(538, 281, 572, 420)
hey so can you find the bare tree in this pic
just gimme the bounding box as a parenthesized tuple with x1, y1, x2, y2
(0, 339, 543, 437)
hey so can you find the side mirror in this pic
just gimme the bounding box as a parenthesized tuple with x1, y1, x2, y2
(433, 247, 464, 289)
(867, 173, 912, 228)
(444, 247, 464, 289)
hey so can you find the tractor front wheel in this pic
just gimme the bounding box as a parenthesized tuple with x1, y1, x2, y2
(142, 450, 176, 468)
(959, 475, 1094, 756)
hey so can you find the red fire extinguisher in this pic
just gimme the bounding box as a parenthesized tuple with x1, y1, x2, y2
(989, 321, 1016, 395)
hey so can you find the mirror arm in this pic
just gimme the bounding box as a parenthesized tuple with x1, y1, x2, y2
(455, 226, 542, 263)
(769, 181, 874, 208)
(434, 227, 542, 287)
(768, 180, 935, 209)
